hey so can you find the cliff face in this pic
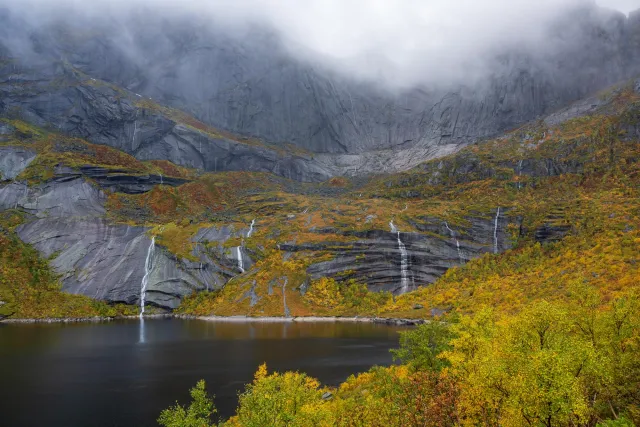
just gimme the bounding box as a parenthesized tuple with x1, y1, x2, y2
(0, 5, 639, 178)
(0, 4, 639, 315)
(2, 77, 638, 311)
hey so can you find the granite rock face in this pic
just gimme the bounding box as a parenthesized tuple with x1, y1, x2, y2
(0, 5, 639, 178)
(0, 64, 335, 182)
(0, 146, 36, 180)
(0, 4, 636, 309)
(0, 172, 250, 309)
(54, 165, 190, 194)
(15, 217, 253, 309)
(0, 179, 106, 218)
(284, 212, 514, 295)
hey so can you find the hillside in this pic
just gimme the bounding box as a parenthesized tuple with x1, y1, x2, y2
(1, 76, 638, 319)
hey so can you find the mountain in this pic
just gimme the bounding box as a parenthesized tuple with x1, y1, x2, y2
(1, 5, 639, 180)
(0, 4, 639, 318)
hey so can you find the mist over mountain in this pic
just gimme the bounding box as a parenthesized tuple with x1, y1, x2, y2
(0, 0, 639, 178)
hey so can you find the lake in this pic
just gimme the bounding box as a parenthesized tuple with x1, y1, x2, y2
(0, 318, 405, 426)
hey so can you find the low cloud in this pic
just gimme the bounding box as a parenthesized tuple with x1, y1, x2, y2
(3, 0, 637, 89)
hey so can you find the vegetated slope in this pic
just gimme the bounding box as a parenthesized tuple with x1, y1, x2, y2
(181, 79, 640, 318)
(0, 76, 639, 319)
(0, 210, 136, 319)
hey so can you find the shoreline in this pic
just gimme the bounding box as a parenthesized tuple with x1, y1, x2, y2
(188, 315, 427, 325)
(1, 314, 173, 324)
(2, 314, 427, 326)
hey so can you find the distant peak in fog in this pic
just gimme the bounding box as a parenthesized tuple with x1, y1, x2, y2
(2, 0, 638, 89)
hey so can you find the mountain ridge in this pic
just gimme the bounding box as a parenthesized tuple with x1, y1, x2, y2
(1, 4, 639, 179)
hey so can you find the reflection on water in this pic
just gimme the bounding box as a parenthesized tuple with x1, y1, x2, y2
(0, 319, 405, 427)
(139, 317, 146, 344)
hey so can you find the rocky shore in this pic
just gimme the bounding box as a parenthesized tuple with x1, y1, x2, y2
(1, 314, 427, 326)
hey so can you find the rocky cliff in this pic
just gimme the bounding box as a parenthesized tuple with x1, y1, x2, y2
(0, 5, 639, 179)
(0, 4, 639, 316)
(3, 75, 637, 311)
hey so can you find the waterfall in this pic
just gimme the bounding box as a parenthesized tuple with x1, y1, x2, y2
(159, 174, 163, 185)
(235, 219, 255, 273)
(236, 246, 245, 273)
(517, 160, 523, 190)
(493, 208, 501, 254)
(247, 219, 256, 238)
(389, 221, 410, 294)
(140, 236, 155, 318)
(282, 278, 291, 318)
(444, 222, 464, 264)
(132, 120, 138, 151)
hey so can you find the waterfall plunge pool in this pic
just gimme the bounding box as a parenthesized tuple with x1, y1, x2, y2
(0, 318, 406, 426)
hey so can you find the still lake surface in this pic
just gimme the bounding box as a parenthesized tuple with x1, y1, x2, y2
(0, 318, 405, 426)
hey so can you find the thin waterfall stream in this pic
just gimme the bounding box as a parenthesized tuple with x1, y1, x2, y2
(493, 207, 501, 254)
(247, 219, 256, 237)
(132, 119, 138, 151)
(140, 236, 155, 318)
(236, 219, 256, 273)
(444, 221, 464, 264)
(236, 246, 245, 273)
(389, 221, 410, 294)
(517, 160, 523, 190)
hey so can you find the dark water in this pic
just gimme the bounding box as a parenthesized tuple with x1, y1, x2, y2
(0, 318, 404, 427)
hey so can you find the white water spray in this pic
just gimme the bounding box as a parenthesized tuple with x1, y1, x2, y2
(444, 222, 464, 264)
(389, 221, 410, 294)
(517, 159, 523, 190)
(236, 219, 256, 273)
(159, 174, 163, 185)
(140, 236, 155, 318)
(247, 219, 256, 238)
(493, 208, 501, 254)
(236, 246, 245, 273)
(132, 120, 138, 151)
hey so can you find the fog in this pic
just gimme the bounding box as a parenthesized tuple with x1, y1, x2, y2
(3, 0, 637, 88)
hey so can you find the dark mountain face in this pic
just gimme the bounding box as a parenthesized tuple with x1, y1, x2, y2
(0, 5, 639, 179)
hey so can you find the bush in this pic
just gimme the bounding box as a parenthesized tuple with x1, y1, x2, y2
(227, 364, 331, 427)
(158, 380, 217, 427)
(391, 321, 454, 371)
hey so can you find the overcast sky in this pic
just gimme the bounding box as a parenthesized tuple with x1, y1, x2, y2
(603, 0, 639, 13)
(6, 0, 639, 88)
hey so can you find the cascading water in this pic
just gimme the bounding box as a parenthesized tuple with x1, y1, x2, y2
(236, 219, 256, 273)
(236, 246, 245, 273)
(140, 236, 155, 318)
(389, 221, 410, 294)
(517, 160, 523, 190)
(159, 174, 163, 185)
(247, 219, 256, 238)
(493, 208, 501, 254)
(444, 222, 464, 264)
(132, 120, 138, 151)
